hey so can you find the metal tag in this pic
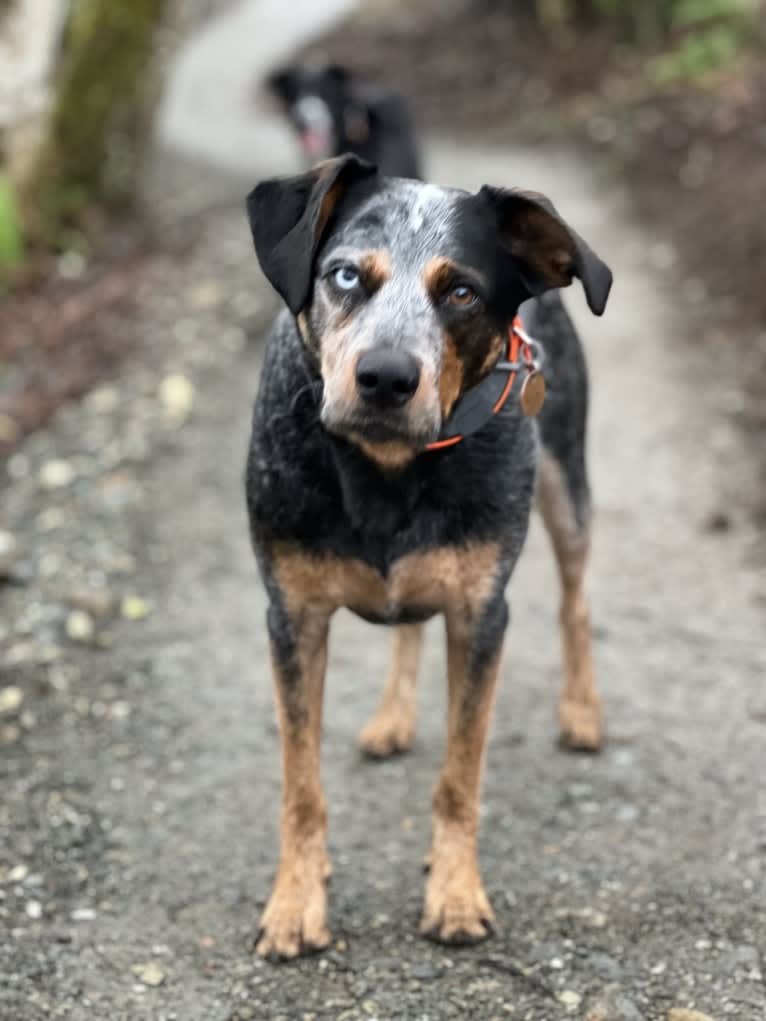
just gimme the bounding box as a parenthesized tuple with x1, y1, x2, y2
(520, 371, 545, 417)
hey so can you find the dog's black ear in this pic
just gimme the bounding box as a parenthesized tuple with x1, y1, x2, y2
(246, 155, 378, 314)
(479, 186, 612, 315)
(324, 63, 351, 88)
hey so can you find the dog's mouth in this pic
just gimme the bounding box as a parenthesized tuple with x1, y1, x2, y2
(299, 129, 332, 159)
(323, 411, 438, 451)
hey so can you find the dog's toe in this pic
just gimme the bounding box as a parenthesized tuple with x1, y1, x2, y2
(255, 873, 331, 961)
(419, 867, 496, 946)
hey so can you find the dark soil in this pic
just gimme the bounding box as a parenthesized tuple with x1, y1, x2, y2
(0, 220, 203, 456)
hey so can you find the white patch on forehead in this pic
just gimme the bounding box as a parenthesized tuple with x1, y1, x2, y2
(408, 184, 447, 232)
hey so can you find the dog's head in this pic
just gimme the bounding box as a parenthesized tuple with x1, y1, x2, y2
(247, 156, 612, 468)
(267, 64, 361, 162)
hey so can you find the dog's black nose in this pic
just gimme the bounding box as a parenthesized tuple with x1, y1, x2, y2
(356, 350, 420, 408)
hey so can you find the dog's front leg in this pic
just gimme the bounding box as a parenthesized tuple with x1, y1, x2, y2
(420, 595, 508, 944)
(256, 594, 332, 960)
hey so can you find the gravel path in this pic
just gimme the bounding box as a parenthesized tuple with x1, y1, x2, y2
(2, 3, 765, 1019)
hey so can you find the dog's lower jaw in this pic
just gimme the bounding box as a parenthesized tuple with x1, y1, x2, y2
(350, 434, 417, 469)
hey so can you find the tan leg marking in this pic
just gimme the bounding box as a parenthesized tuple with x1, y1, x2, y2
(256, 608, 332, 960)
(537, 453, 603, 751)
(272, 543, 499, 623)
(359, 623, 424, 758)
(421, 612, 501, 944)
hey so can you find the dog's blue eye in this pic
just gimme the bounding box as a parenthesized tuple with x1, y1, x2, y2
(333, 265, 360, 291)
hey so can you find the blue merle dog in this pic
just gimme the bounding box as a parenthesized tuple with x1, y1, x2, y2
(244, 155, 612, 959)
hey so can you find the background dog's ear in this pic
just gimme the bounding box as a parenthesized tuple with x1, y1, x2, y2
(324, 63, 351, 89)
(266, 67, 296, 102)
(479, 186, 612, 315)
(246, 155, 378, 314)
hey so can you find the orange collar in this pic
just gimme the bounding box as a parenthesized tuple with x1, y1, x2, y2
(425, 315, 527, 452)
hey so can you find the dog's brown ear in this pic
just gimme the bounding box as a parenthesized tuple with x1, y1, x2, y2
(479, 186, 612, 315)
(246, 155, 378, 314)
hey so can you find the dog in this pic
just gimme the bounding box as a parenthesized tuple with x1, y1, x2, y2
(244, 155, 612, 959)
(266, 63, 422, 178)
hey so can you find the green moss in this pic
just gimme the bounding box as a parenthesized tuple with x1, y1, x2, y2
(28, 0, 167, 245)
(0, 174, 23, 275)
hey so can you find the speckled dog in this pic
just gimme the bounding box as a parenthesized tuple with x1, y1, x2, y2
(245, 155, 612, 960)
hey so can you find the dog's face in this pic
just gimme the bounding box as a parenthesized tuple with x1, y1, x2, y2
(248, 157, 612, 466)
(268, 65, 354, 161)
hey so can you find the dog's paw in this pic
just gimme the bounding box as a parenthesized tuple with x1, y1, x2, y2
(255, 872, 330, 961)
(419, 861, 495, 945)
(559, 697, 603, 752)
(358, 704, 415, 759)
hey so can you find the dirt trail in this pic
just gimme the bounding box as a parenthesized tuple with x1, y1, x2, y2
(2, 3, 765, 1019)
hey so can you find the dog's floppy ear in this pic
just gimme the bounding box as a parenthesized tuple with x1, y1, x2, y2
(246, 155, 377, 314)
(479, 186, 612, 315)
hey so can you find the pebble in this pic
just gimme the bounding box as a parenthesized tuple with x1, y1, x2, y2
(64, 590, 114, 618)
(85, 385, 120, 414)
(188, 279, 223, 309)
(1, 723, 21, 745)
(36, 507, 68, 531)
(0, 530, 19, 577)
(668, 1011, 717, 1021)
(121, 595, 150, 621)
(159, 374, 195, 424)
(7, 864, 29, 882)
(131, 962, 166, 987)
(559, 990, 581, 1010)
(0, 686, 23, 714)
(71, 908, 97, 921)
(585, 987, 645, 1021)
(0, 412, 20, 445)
(57, 251, 87, 279)
(7, 453, 29, 480)
(65, 610, 95, 643)
(25, 900, 42, 919)
(39, 459, 76, 489)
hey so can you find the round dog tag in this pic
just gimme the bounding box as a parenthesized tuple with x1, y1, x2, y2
(520, 371, 545, 417)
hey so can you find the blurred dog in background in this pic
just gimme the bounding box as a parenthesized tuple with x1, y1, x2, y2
(266, 63, 422, 179)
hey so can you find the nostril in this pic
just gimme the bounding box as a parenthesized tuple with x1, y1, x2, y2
(357, 371, 379, 391)
(392, 373, 418, 396)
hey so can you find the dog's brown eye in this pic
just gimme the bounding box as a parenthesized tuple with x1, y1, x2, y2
(448, 284, 477, 308)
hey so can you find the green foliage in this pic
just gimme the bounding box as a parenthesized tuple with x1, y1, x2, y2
(0, 175, 23, 274)
(556, 0, 755, 78)
(650, 19, 743, 80)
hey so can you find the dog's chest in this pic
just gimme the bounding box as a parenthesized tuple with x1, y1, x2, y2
(274, 542, 500, 623)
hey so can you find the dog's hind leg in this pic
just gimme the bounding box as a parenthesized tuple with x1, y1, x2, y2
(359, 623, 423, 758)
(255, 585, 333, 960)
(537, 450, 603, 751)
